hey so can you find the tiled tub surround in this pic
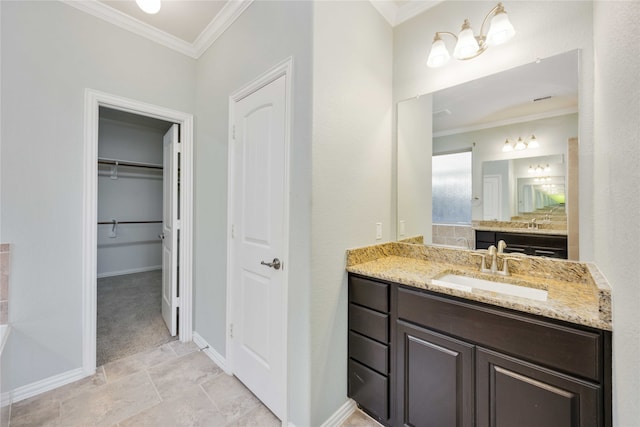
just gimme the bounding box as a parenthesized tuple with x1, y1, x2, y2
(346, 242, 611, 331)
(431, 224, 474, 248)
(0, 244, 9, 326)
(473, 220, 568, 235)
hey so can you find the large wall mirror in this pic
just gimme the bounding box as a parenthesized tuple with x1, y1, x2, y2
(397, 50, 579, 259)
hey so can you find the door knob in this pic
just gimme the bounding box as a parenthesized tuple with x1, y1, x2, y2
(158, 233, 165, 240)
(260, 258, 281, 270)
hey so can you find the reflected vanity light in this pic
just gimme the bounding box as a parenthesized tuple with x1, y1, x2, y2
(426, 2, 515, 68)
(136, 0, 161, 14)
(502, 134, 539, 152)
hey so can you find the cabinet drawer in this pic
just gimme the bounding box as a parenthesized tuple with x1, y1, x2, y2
(476, 231, 496, 243)
(349, 275, 389, 313)
(349, 331, 389, 374)
(348, 359, 389, 421)
(349, 303, 389, 343)
(398, 287, 602, 381)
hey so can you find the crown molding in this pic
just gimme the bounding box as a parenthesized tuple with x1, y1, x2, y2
(369, 0, 443, 27)
(193, 0, 254, 58)
(433, 107, 579, 138)
(61, 0, 254, 59)
(395, 0, 443, 26)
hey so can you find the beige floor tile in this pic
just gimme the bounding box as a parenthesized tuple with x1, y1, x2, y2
(225, 404, 280, 427)
(119, 384, 226, 427)
(169, 340, 200, 357)
(201, 374, 260, 420)
(148, 351, 222, 401)
(59, 371, 160, 427)
(8, 401, 60, 427)
(11, 368, 107, 420)
(340, 409, 383, 427)
(0, 405, 9, 427)
(104, 343, 177, 382)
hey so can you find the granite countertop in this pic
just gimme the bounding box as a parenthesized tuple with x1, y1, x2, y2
(346, 242, 611, 331)
(474, 225, 568, 236)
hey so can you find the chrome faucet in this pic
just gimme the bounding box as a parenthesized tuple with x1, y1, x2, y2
(497, 240, 507, 254)
(528, 218, 538, 229)
(487, 245, 498, 273)
(472, 240, 518, 276)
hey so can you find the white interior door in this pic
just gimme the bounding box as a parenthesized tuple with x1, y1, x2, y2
(161, 124, 179, 336)
(230, 75, 287, 420)
(483, 174, 502, 221)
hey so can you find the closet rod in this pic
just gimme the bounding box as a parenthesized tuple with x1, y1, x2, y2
(98, 220, 162, 225)
(97, 158, 163, 170)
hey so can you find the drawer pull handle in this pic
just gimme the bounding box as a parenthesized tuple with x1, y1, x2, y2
(354, 373, 365, 383)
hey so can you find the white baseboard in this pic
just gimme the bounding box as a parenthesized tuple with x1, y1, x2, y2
(97, 265, 161, 278)
(192, 331, 231, 375)
(1, 367, 86, 406)
(319, 399, 358, 427)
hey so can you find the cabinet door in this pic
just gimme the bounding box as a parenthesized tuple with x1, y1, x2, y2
(477, 347, 601, 427)
(396, 321, 474, 427)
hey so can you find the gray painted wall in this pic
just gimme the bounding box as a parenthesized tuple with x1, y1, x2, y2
(311, 2, 393, 424)
(593, 2, 640, 425)
(97, 118, 164, 277)
(193, 2, 313, 424)
(0, 1, 195, 391)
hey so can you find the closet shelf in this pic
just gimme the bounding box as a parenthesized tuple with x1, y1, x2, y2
(98, 220, 162, 225)
(98, 157, 163, 170)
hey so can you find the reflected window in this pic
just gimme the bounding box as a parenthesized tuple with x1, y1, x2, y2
(432, 151, 472, 224)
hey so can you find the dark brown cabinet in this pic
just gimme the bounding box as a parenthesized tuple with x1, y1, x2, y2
(348, 275, 391, 424)
(476, 348, 601, 427)
(347, 274, 611, 427)
(396, 321, 474, 427)
(475, 230, 568, 259)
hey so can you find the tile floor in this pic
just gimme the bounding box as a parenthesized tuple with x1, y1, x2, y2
(4, 341, 380, 427)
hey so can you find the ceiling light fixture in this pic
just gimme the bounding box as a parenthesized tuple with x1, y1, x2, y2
(427, 2, 515, 68)
(136, 0, 161, 14)
(501, 134, 539, 153)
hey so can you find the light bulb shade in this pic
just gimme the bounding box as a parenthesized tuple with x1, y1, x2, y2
(502, 139, 513, 152)
(528, 134, 539, 148)
(136, 0, 161, 14)
(453, 22, 480, 59)
(427, 38, 451, 68)
(486, 10, 515, 46)
(514, 137, 527, 150)
(528, 165, 534, 173)
(545, 164, 551, 172)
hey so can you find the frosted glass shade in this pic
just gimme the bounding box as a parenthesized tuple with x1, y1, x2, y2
(454, 26, 480, 59)
(502, 139, 513, 152)
(514, 137, 527, 150)
(136, 0, 161, 14)
(486, 11, 515, 46)
(427, 38, 451, 68)
(528, 135, 539, 148)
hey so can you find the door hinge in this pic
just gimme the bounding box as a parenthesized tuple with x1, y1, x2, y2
(175, 297, 180, 307)
(229, 323, 234, 339)
(232, 125, 236, 140)
(231, 224, 235, 238)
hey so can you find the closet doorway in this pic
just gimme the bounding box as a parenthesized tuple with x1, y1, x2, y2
(83, 89, 194, 374)
(96, 108, 176, 366)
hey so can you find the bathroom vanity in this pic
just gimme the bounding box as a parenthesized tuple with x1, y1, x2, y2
(346, 243, 611, 427)
(475, 229, 568, 259)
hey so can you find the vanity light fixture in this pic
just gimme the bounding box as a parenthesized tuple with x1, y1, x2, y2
(502, 134, 539, 153)
(426, 2, 515, 68)
(136, 0, 161, 14)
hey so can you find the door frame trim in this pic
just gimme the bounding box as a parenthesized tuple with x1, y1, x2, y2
(226, 57, 293, 422)
(82, 89, 194, 374)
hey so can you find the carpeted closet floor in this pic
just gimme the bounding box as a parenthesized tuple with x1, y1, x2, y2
(97, 270, 175, 366)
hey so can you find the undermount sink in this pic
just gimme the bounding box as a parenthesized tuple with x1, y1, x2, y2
(431, 273, 548, 302)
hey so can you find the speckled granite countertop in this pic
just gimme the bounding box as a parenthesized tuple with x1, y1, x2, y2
(473, 222, 568, 236)
(346, 242, 611, 331)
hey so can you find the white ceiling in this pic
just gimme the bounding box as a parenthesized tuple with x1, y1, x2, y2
(64, 0, 441, 58)
(432, 50, 579, 135)
(99, 0, 227, 44)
